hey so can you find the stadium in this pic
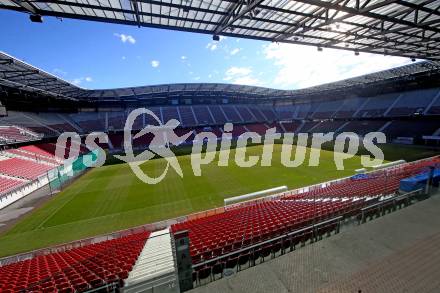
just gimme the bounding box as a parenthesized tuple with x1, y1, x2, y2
(0, 0, 440, 292)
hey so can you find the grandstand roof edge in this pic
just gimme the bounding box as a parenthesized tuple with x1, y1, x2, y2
(2, 51, 440, 100)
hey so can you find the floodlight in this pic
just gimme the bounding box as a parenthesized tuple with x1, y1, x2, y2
(30, 14, 43, 23)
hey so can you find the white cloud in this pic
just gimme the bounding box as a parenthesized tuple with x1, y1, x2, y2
(223, 66, 260, 86)
(114, 33, 136, 44)
(72, 78, 82, 85)
(181, 55, 191, 67)
(193, 76, 201, 81)
(71, 76, 93, 85)
(122, 56, 126, 60)
(225, 66, 252, 77)
(263, 43, 411, 89)
(230, 48, 240, 55)
(151, 60, 160, 68)
(206, 43, 218, 51)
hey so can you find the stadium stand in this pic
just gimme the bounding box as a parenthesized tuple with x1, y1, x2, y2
(108, 133, 124, 150)
(260, 107, 277, 121)
(0, 126, 41, 144)
(171, 199, 350, 265)
(354, 93, 400, 118)
(228, 125, 247, 137)
(248, 106, 266, 122)
(333, 97, 366, 118)
(70, 113, 106, 133)
(300, 121, 320, 133)
(426, 95, 440, 115)
(275, 106, 295, 121)
(338, 120, 389, 136)
(279, 121, 302, 133)
(207, 105, 228, 125)
(296, 103, 313, 119)
(171, 157, 440, 270)
(387, 88, 440, 116)
(107, 112, 126, 130)
(194, 126, 223, 138)
(382, 120, 440, 139)
(0, 7, 439, 292)
(312, 100, 341, 119)
(145, 107, 162, 126)
(0, 232, 150, 292)
(178, 106, 197, 127)
(0, 83, 438, 145)
(192, 106, 215, 125)
(0, 147, 438, 291)
(309, 120, 347, 133)
(162, 107, 180, 124)
(245, 123, 270, 135)
(129, 110, 144, 130)
(235, 105, 255, 123)
(0, 175, 26, 195)
(5, 148, 60, 166)
(133, 132, 154, 149)
(222, 106, 242, 123)
(0, 158, 55, 180)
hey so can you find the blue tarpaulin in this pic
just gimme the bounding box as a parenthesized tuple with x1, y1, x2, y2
(399, 168, 440, 192)
(351, 174, 369, 180)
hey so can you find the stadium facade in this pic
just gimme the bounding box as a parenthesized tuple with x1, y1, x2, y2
(1, 51, 439, 147)
(0, 47, 439, 293)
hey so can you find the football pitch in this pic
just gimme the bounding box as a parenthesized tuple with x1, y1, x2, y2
(0, 143, 436, 257)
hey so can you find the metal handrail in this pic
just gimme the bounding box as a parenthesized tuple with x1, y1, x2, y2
(192, 216, 343, 269)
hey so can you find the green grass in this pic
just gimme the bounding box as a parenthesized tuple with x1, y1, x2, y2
(0, 143, 437, 257)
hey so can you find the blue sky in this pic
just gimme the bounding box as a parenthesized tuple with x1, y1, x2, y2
(1, 10, 414, 90)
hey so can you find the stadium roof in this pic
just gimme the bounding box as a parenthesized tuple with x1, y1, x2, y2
(80, 61, 440, 99)
(0, 51, 85, 99)
(1, 0, 440, 60)
(1, 51, 440, 101)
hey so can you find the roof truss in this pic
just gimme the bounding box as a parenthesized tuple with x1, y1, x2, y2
(0, 51, 83, 99)
(0, 0, 439, 60)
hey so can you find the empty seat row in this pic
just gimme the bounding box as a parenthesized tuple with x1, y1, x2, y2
(0, 176, 26, 195)
(0, 126, 39, 144)
(0, 232, 150, 293)
(0, 158, 55, 180)
(172, 157, 440, 265)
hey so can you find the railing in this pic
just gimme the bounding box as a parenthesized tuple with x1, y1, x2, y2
(192, 215, 342, 270)
(0, 219, 172, 266)
(190, 187, 429, 288)
(1, 156, 437, 267)
(0, 125, 43, 145)
(358, 188, 423, 224)
(190, 216, 342, 287)
(0, 174, 49, 210)
(84, 282, 119, 293)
